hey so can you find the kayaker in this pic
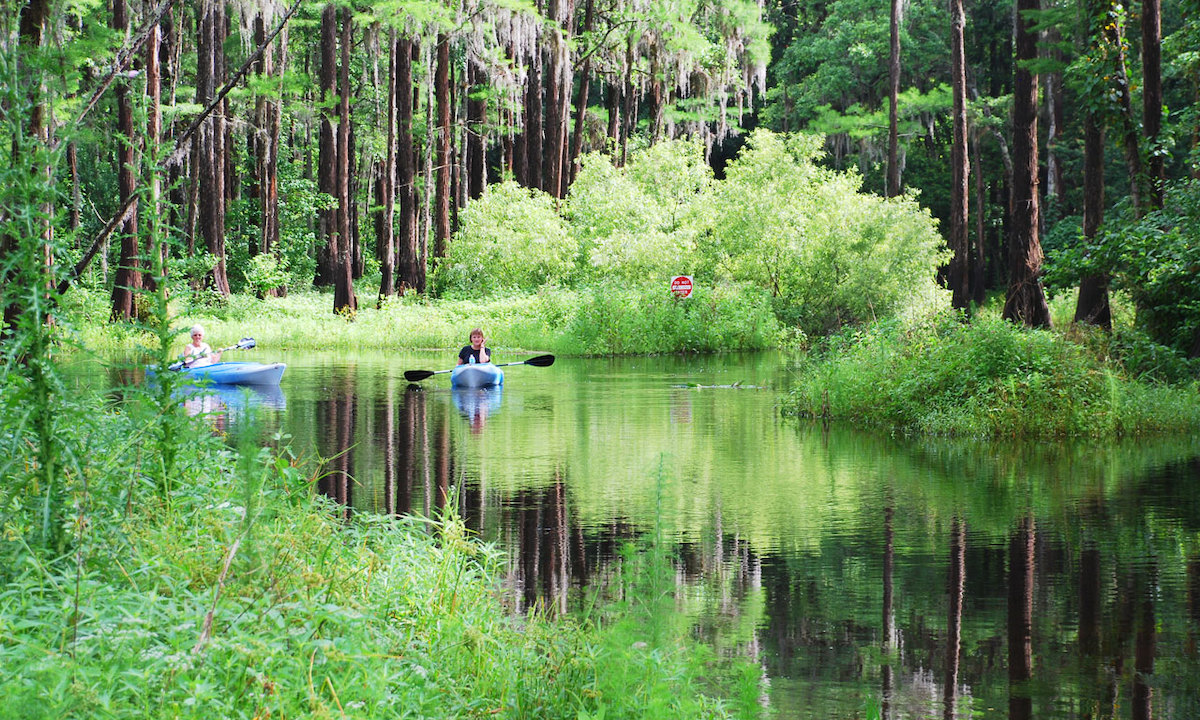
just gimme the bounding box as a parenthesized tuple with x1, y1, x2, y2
(183, 324, 222, 368)
(457, 328, 491, 365)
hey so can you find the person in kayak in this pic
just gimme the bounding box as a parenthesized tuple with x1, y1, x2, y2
(183, 324, 222, 368)
(457, 328, 491, 365)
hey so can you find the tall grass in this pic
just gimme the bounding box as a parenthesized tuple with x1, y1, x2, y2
(74, 282, 781, 359)
(782, 312, 1200, 438)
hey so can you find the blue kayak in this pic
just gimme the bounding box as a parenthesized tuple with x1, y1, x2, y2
(450, 363, 504, 388)
(177, 361, 287, 386)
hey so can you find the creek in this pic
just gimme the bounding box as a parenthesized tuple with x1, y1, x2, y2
(160, 349, 1200, 718)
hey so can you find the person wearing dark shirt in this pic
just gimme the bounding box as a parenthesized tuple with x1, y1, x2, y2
(457, 328, 492, 365)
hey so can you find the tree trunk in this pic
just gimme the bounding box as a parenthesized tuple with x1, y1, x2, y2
(1001, 0, 1051, 328)
(544, 0, 573, 200)
(1044, 27, 1064, 208)
(379, 34, 397, 302)
(606, 80, 620, 152)
(145, 11, 165, 290)
(886, 0, 901, 197)
(525, 54, 544, 190)
(949, 0, 970, 311)
(333, 7, 357, 315)
(466, 60, 487, 200)
(1111, 8, 1144, 216)
(1141, 0, 1163, 208)
(197, 0, 229, 296)
(568, 0, 595, 184)
(971, 128, 987, 305)
(252, 14, 284, 297)
(434, 33, 452, 260)
(1074, 111, 1111, 328)
(110, 0, 141, 321)
(315, 3, 338, 287)
(396, 37, 423, 293)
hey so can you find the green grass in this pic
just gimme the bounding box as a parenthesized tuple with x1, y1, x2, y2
(782, 311, 1200, 439)
(70, 282, 780, 360)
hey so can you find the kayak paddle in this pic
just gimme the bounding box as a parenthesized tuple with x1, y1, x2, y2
(170, 337, 257, 371)
(404, 354, 555, 382)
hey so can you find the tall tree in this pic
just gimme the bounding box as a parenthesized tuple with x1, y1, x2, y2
(110, 0, 142, 320)
(196, 0, 230, 295)
(949, 0, 970, 310)
(886, 0, 902, 197)
(315, 3, 338, 287)
(434, 32, 452, 259)
(1002, 0, 1051, 327)
(1141, 0, 1164, 207)
(379, 33, 398, 302)
(396, 37, 424, 292)
(333, 6, 358, 315)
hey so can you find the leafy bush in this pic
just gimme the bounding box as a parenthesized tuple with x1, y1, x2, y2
(702, 130, 949, 334)
(435, 181, 577, 296)
(567, 141, 711, 282)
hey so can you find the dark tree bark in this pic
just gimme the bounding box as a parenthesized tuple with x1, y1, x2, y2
(1111, 8, 1144, 215)
(949, 0, 970, 311)
(251, 14, 284, 297)
(434, 33, 452, 260)
(1075, 110, 1111, 328)
(971, 128, 987, 305)
(332, 7, 357, 315)
(110, 0, 142, 321)
(525, 54, 544, 190)
(145, 9, 165, 289)
(197, 0, 229, 296)
(379, 35, 397, 302)
(544, 0, 573, 200)
(606, 80, 620, 152)
(1002, 0, 1051, 328)
(1007, 516, 1034, 720)
(315, 3, 338, 287)
(568, 0, 595, 184)
(1044, 26, 1064, 207)
(466, 60, 487, 200)
(396, 37, 423, 292)
(1141, 0, 1163, 207)
(886, 0, 901, 197)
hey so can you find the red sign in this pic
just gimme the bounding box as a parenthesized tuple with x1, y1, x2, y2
(670, 275, 693, 298)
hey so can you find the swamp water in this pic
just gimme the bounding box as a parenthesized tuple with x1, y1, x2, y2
(140, 351, 1200, 718)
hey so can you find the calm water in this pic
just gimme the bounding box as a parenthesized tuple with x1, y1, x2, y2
(149, 351, 1200, 718)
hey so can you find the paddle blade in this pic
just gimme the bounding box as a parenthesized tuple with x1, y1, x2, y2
(404, 369, 435, 382)
(237, 337, 256, 350)
(524, 354, 555, 367)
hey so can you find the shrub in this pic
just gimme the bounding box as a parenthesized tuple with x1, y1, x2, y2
(701, 130, 949, 335)
(435, 181, 576, 296)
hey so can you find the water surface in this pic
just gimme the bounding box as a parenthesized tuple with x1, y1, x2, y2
(139, 350, 1200, 718)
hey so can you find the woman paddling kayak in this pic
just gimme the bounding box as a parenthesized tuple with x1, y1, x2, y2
(183, 324, 222, 368)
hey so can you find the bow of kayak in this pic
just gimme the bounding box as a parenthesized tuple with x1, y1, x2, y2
(450, 363, 504, 388)
(178, 361, 287, 386)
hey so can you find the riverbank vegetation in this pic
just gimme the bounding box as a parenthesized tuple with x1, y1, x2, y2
(782, 304, 1200, 438)
(0, 370, 762, 718)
